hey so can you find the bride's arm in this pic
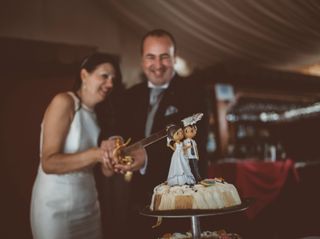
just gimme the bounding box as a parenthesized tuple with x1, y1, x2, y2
(41, 93, 104, 174)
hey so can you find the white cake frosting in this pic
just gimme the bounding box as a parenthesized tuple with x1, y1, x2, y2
(150, 178, 241, 211)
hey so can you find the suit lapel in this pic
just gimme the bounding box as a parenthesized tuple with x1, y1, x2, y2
(129, 82, 150, 139)
(140, 83, 151, 124)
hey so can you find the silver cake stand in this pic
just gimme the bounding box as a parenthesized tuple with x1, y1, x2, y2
(140, 198, 253, 239)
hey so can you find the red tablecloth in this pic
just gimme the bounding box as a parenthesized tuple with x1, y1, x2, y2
(208, 159, 299, 219)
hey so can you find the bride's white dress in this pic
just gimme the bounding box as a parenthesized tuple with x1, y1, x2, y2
(167, 142, 195, 186)
(30, 92, 103, 239)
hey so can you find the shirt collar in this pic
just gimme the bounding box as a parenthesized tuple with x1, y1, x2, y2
(148, 81, 170, 89)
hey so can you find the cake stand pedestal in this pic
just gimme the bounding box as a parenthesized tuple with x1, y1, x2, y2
(140, 198, 253, 239)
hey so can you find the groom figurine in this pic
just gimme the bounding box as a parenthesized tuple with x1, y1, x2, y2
(182, 113, 203, 182)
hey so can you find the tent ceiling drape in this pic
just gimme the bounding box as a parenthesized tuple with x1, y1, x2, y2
(102, 0, 320, 72)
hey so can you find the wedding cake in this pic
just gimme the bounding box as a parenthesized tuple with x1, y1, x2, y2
(150, 178, 241, 211)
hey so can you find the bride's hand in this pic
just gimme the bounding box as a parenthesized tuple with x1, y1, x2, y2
(100, 137, 123, 175)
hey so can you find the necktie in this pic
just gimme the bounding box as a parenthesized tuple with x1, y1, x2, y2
(191, 140, 195, 156)
(145, 88, 165, 137)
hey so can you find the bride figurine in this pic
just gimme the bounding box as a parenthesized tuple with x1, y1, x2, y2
(166, 125, 195, 186)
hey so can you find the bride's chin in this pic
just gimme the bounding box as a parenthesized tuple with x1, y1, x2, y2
(99, 91, 108, 98)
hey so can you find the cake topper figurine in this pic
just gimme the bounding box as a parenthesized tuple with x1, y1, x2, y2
(181, 112, 203, 182)
(166, 124, 196, 186)
(183, 124, 202, 182)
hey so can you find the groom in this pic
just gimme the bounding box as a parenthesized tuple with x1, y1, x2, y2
(110, 29, 208, 238)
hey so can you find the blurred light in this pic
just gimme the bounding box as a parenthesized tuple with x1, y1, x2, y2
(299, 63, 320, 76)
(226, 114, 237, 122)
(174, 56, 193, 77)
(284, 103, 320, 119)
(260, 112, 280, 122)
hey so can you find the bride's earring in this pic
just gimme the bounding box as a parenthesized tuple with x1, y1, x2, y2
(82, 82, 87, 90)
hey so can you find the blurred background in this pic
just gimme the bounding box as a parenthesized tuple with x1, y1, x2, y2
(1, 0, 320, 238)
